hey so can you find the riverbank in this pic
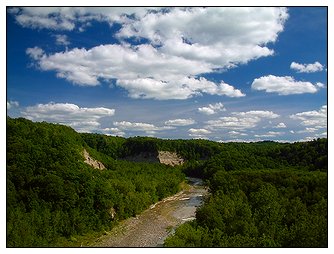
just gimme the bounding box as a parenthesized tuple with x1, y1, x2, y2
(90, 177, 207, 247)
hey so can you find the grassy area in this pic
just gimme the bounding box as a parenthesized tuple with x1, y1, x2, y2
(179, 180, 192, 191)
(54, 231, 104, 247)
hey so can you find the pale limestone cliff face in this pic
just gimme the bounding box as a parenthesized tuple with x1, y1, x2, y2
(83, 149, 106, 170)
(158, 151, 184, 166)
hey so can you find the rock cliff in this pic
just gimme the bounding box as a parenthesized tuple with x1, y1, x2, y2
(158, 151, 184, 166)
(83, 149, 106, 170)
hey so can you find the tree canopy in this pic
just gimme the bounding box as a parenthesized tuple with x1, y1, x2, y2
(7, 117, 327, 247)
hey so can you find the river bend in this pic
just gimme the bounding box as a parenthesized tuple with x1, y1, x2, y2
(92, 177, 207, 247)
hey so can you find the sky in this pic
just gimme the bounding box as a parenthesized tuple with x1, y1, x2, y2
(6, 6, 328, 142)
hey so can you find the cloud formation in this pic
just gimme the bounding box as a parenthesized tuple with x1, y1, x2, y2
(117, 7, 288, 66)
(26, 46, 44, 60)
(26, 44, 211, 86)
(290, 105, 327, 128)
(198, 102, 226, 115)
(251, 75, 320, 95)
(7, 100, 19, 109)
(55, 34, 70, 46)
(113, 121, 174, 134)
(290, 61, 324, 73)
(22, 7, 288, 100)
(26, 44, 245, 99)
(254, 131, 284, 138)
(164, 118, 195, 126)
(102, 127, 125, 137)
(206, 110, 279, 131)
(21, 102, 115, 132)
(228, 131, 247, 137)
(8, 7, 154, 31)
(274, 122, 287, 128)
(188, 128, 212, 138)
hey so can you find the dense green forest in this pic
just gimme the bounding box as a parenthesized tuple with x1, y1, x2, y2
(7, 117, 184, 247)
(7, 117, 327, 247)
(164, 140, 328, 247)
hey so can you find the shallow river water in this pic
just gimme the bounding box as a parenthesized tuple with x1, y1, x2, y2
(92, 177, 208, 247)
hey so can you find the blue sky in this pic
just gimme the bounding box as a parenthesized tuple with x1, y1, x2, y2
(6, 7, 327, 142)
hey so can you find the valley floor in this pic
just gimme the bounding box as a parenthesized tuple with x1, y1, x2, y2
(91, 178, 207, 247)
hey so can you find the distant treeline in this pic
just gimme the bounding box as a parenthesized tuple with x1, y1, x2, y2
(7, 117, 327, 247)
(81, 133, 327, 173)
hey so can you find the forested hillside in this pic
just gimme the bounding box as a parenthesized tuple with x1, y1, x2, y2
(7, 117, 184, 247)
(7, 117, 327, 247)
(164, 140, 328, 247)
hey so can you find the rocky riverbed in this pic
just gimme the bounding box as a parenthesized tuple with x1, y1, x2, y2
(91, 177, 207, 247)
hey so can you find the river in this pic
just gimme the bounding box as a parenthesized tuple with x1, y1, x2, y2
(92, 177, 208, 247)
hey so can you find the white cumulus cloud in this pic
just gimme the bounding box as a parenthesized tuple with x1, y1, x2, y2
(27, 44, 212, 86)
(21, 102, 115, 132)
(8, 7, 155, 31)
(12, 7, 76, 30)
(297, 127, 319, 133)
(198, 102, 226, 115)
(188, 128, 212, 138)
(102, 127, 125, 137)
(206, 110, 279, 131)
(290, 61, 324, 73)
(228, 131, 247, 136)
(315, 82, 326, 88)
(26, 46, 44, 60)
(55, 34, 70, 46)
(113, 121, 173, 133)
(118, 7, 288, 67)
(23, 7, 288, 100)
(275, 122, 287, 128)
(164, 118, 195, 126)
(254, 131, 284, 138)
(251, 75, 319, 95)
(7, 100, 19, 109)
(234, 110, 279, 119)
(27, 45, 244, 99)
(290, 105, 327, 128)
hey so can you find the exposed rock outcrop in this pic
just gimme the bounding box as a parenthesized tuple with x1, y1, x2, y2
(158, 151, 184, 166)
(83, 149, 106, 170)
